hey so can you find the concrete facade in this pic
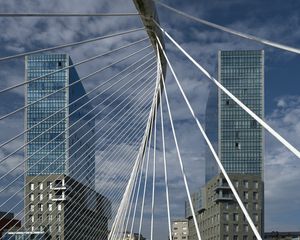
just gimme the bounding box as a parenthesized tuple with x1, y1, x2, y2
(186, 174, 263, 240)
(172, 219, 189, 240)
(25, 175, 111, 240)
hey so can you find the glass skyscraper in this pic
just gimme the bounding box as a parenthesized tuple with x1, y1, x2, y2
(218, 50, 264, 175)
(25, 54, 95, 185)
(187, 50, 264, 240)
(24, 54, 110, 240)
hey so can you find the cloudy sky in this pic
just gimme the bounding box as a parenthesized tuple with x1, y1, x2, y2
(0, 0, 299, 239)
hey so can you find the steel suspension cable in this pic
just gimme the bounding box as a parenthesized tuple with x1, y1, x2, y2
(0, 50, 154, 150)
(121, 143, 147, 240)
(44, 86, 155, 238)
(150, 90, 158, 240)
(0, 45, 151, 122)
(59, 74, 157, 239)
(2, 82, 155, 233)
(161, 74, 202, 240)
(56, 113, 153, 240)
(3, 104, 150, 236)
(121, 88, 157, 238)
(122, 133, 150, 239)
(138, 121, 153, 240)
(156, 38, 263, 240)
(0, 13, 140, 17)
(0, 70, 156, 209)
(0, 61, 156, 183)
(118, 155, 143, 240)
(0, 51, 154, 170)
(110, 55, 161, 240)
(0, 37, 148, 94)
(154, 24, 300, 159)
(0, 73, 155, 214)
(0, 27, 145, 62)
(129, 138, 150, 235)
(154, 0, 300, 55)
(159, 80, 172, 240)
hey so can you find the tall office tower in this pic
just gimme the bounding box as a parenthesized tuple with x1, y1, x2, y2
(24, 54, 110, 240)
(186, 50, 264, 240)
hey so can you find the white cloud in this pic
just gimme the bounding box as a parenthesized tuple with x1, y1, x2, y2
(0, 0, 299, 238)
(264, 95, 300, 231)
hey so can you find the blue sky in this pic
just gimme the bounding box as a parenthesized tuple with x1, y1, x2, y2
(0, 0, 299, 239)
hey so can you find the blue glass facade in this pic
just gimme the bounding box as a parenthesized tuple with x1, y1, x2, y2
(25, 54, 95, 186)
(218, 50, 264, 175)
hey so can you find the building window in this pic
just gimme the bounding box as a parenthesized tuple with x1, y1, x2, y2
(254, 203, 259, 211)
(38, 214, 43, 221)
(254, 214, 259, 222)
(234, 224, 239, 232)
(39, 193, 43, 201)
(30, 183, 34, 191)
(243, 236, 248, 240)
(48, 193, 52, 200)
(39, 182, 43, 190)
(29, 204, 34, 212)
(243, 180, 249, 188)
(57, 203, 62, 211)
(38, 203, 43, 211)
(48, 203, 52, 211)
(244, 192, 249, 200)
(47, 214, 52, 222)
(30, 193, 34, 202)
(253, 192, 258, 200)
(30, 215, 34, 223)
(224, 224, 229, 232)
(234, 181, 239, 188)
(244, 224, 249, 232)
(224, 213, 229, 221)
(235, 142, 241, 150)
(250, 120, 257, 128)
(233, 213, 239, 221)
(254, 181, 259, 189)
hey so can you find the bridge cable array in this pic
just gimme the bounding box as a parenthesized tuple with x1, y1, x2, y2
(0, 2, 300, 240)
(0, 25, 160, 240)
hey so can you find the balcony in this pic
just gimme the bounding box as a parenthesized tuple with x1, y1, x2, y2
(213, 192, 233, 202)
(213, 184, 231, 192)
(50, 180, 66, 190)
(52, 191, 67, 202)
